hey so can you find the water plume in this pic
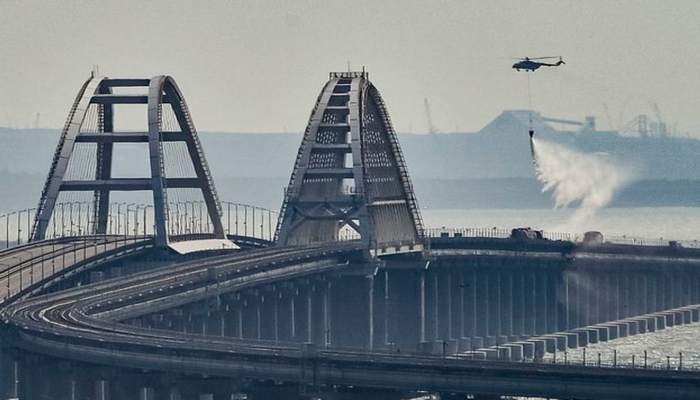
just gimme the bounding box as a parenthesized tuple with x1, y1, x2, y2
(531, 138, 633, 231)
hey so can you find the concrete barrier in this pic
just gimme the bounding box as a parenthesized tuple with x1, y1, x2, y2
(551, 335, 568, 351)
(416, 341, 434, 354)
(540, 336, 557, 353)
(482, 336, 496, 347)
(517, 341, 535, 358)
(617, 322, 629, 338)
(448, 339, 459, 355)
(604, 324, 619, 340)
(664, 312, 675, 327)
(503, 343, 523, 361)
(573, 329, 589, 346)
(654, 314, 666, 330)
(692, 308, 700, 322)
(495, 346, 511, 360)
(458, 337, 472, 352)
(646, 316, 657, 332)
(594, 326, 609, 342)
(471, 336, 484, 350)
(482, 348, 500, 360)
(626, 319, 639, 335)
(527, 339, 546, 356)
(630, 318, 646, 334)
(563, 332, 579, 349)
(496, 335, 509, 346)
(673, 311, 683, 326)
(585, 328, 599, 344)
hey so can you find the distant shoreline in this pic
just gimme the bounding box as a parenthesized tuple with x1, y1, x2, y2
(1, 173, 699, 213)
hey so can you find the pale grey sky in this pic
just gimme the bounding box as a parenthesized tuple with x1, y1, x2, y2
(1, 0, 699, 134)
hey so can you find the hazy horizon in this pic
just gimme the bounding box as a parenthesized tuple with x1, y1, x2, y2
(2, 1, 700, 135)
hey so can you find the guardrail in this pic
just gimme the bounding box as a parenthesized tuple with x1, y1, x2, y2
(0, 201, 280, 251)
(426, 227, 700, 249)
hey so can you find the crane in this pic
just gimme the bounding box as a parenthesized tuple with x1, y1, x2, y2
(423, 98, 439, 135)
(652, 103, 667, 137)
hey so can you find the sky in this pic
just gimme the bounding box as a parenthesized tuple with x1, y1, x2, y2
(1, 0, 700, 135)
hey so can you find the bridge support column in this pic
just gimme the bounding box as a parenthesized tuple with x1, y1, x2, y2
(95, 379, 108, 400)
(500, 271, 514, 341)
(475, 269, 490, 345)
(386, 269, 420, 354)
(620, 274, 630, 319)
(331, 275, 370, 348)
(545, 270, 557, 335)
(674, 269, 684, 308)
(449, 268, 464, 347)
(372, 272, 388, 350)
(259, 291, 276, 341)
(276, 289, 293, 341)
(663, 272, 673, 311)
(523, 268, 536, 337)
(511, 269, 524, 338)
(322, 281, 332, 346)
(0, 349, 18, 400)
(437, 269, 451, 343)
(534, 269, 547, 335)
(575, 271, 587, 328)
(419, 269, 427, 344)
(463, 268, 477, 343)
(219, 303, 234, 338)
(139, 387, 155, 400)
(560, 273, 571, 331)
(240, 293, 259, 339)
(425, 269, 438, 344)
(292, 285, 310, 342)
(486, 270, 500, 345)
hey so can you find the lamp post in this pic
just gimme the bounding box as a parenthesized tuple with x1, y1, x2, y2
(116, 203, 126, 235)
(252, 206, 257, 238)
(244, 205, 248, 236)
(16, 210, 22, 245)
(226, 202, 231, 236)
(198, 201, 203, 234)
(4, 212, 10, 249)
(235, 203, 239, 235)
(184, 201, 194, 234)
(68, 202, 74, 236)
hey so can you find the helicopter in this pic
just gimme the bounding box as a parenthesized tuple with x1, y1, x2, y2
(512, 56, 565, 71)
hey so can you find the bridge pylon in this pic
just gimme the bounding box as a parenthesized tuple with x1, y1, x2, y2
(275, 71, 424, 249)
(31, 75, 225, 248)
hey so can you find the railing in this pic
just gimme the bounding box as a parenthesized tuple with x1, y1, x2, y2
(467, 348, 700, 372)
(0, 201, 280, 250)
(425, 227, 700, 248)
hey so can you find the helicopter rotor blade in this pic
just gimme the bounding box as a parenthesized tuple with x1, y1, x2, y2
(529, 56, 560, 60)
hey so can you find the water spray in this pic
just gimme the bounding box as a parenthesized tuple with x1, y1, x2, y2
(530, 138, 633, 232)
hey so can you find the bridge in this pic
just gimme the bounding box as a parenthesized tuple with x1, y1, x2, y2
(1, 72, 700, 400)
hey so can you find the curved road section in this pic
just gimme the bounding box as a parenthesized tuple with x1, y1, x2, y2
(2, 241, 700, 399)
(0, 236, 153, 303)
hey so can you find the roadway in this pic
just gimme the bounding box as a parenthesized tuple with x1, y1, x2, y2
(3, 238, 700, 399)
(0, 235, 153, 303)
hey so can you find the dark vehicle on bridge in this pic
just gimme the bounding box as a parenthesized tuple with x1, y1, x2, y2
(511, 227, 544, 240)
